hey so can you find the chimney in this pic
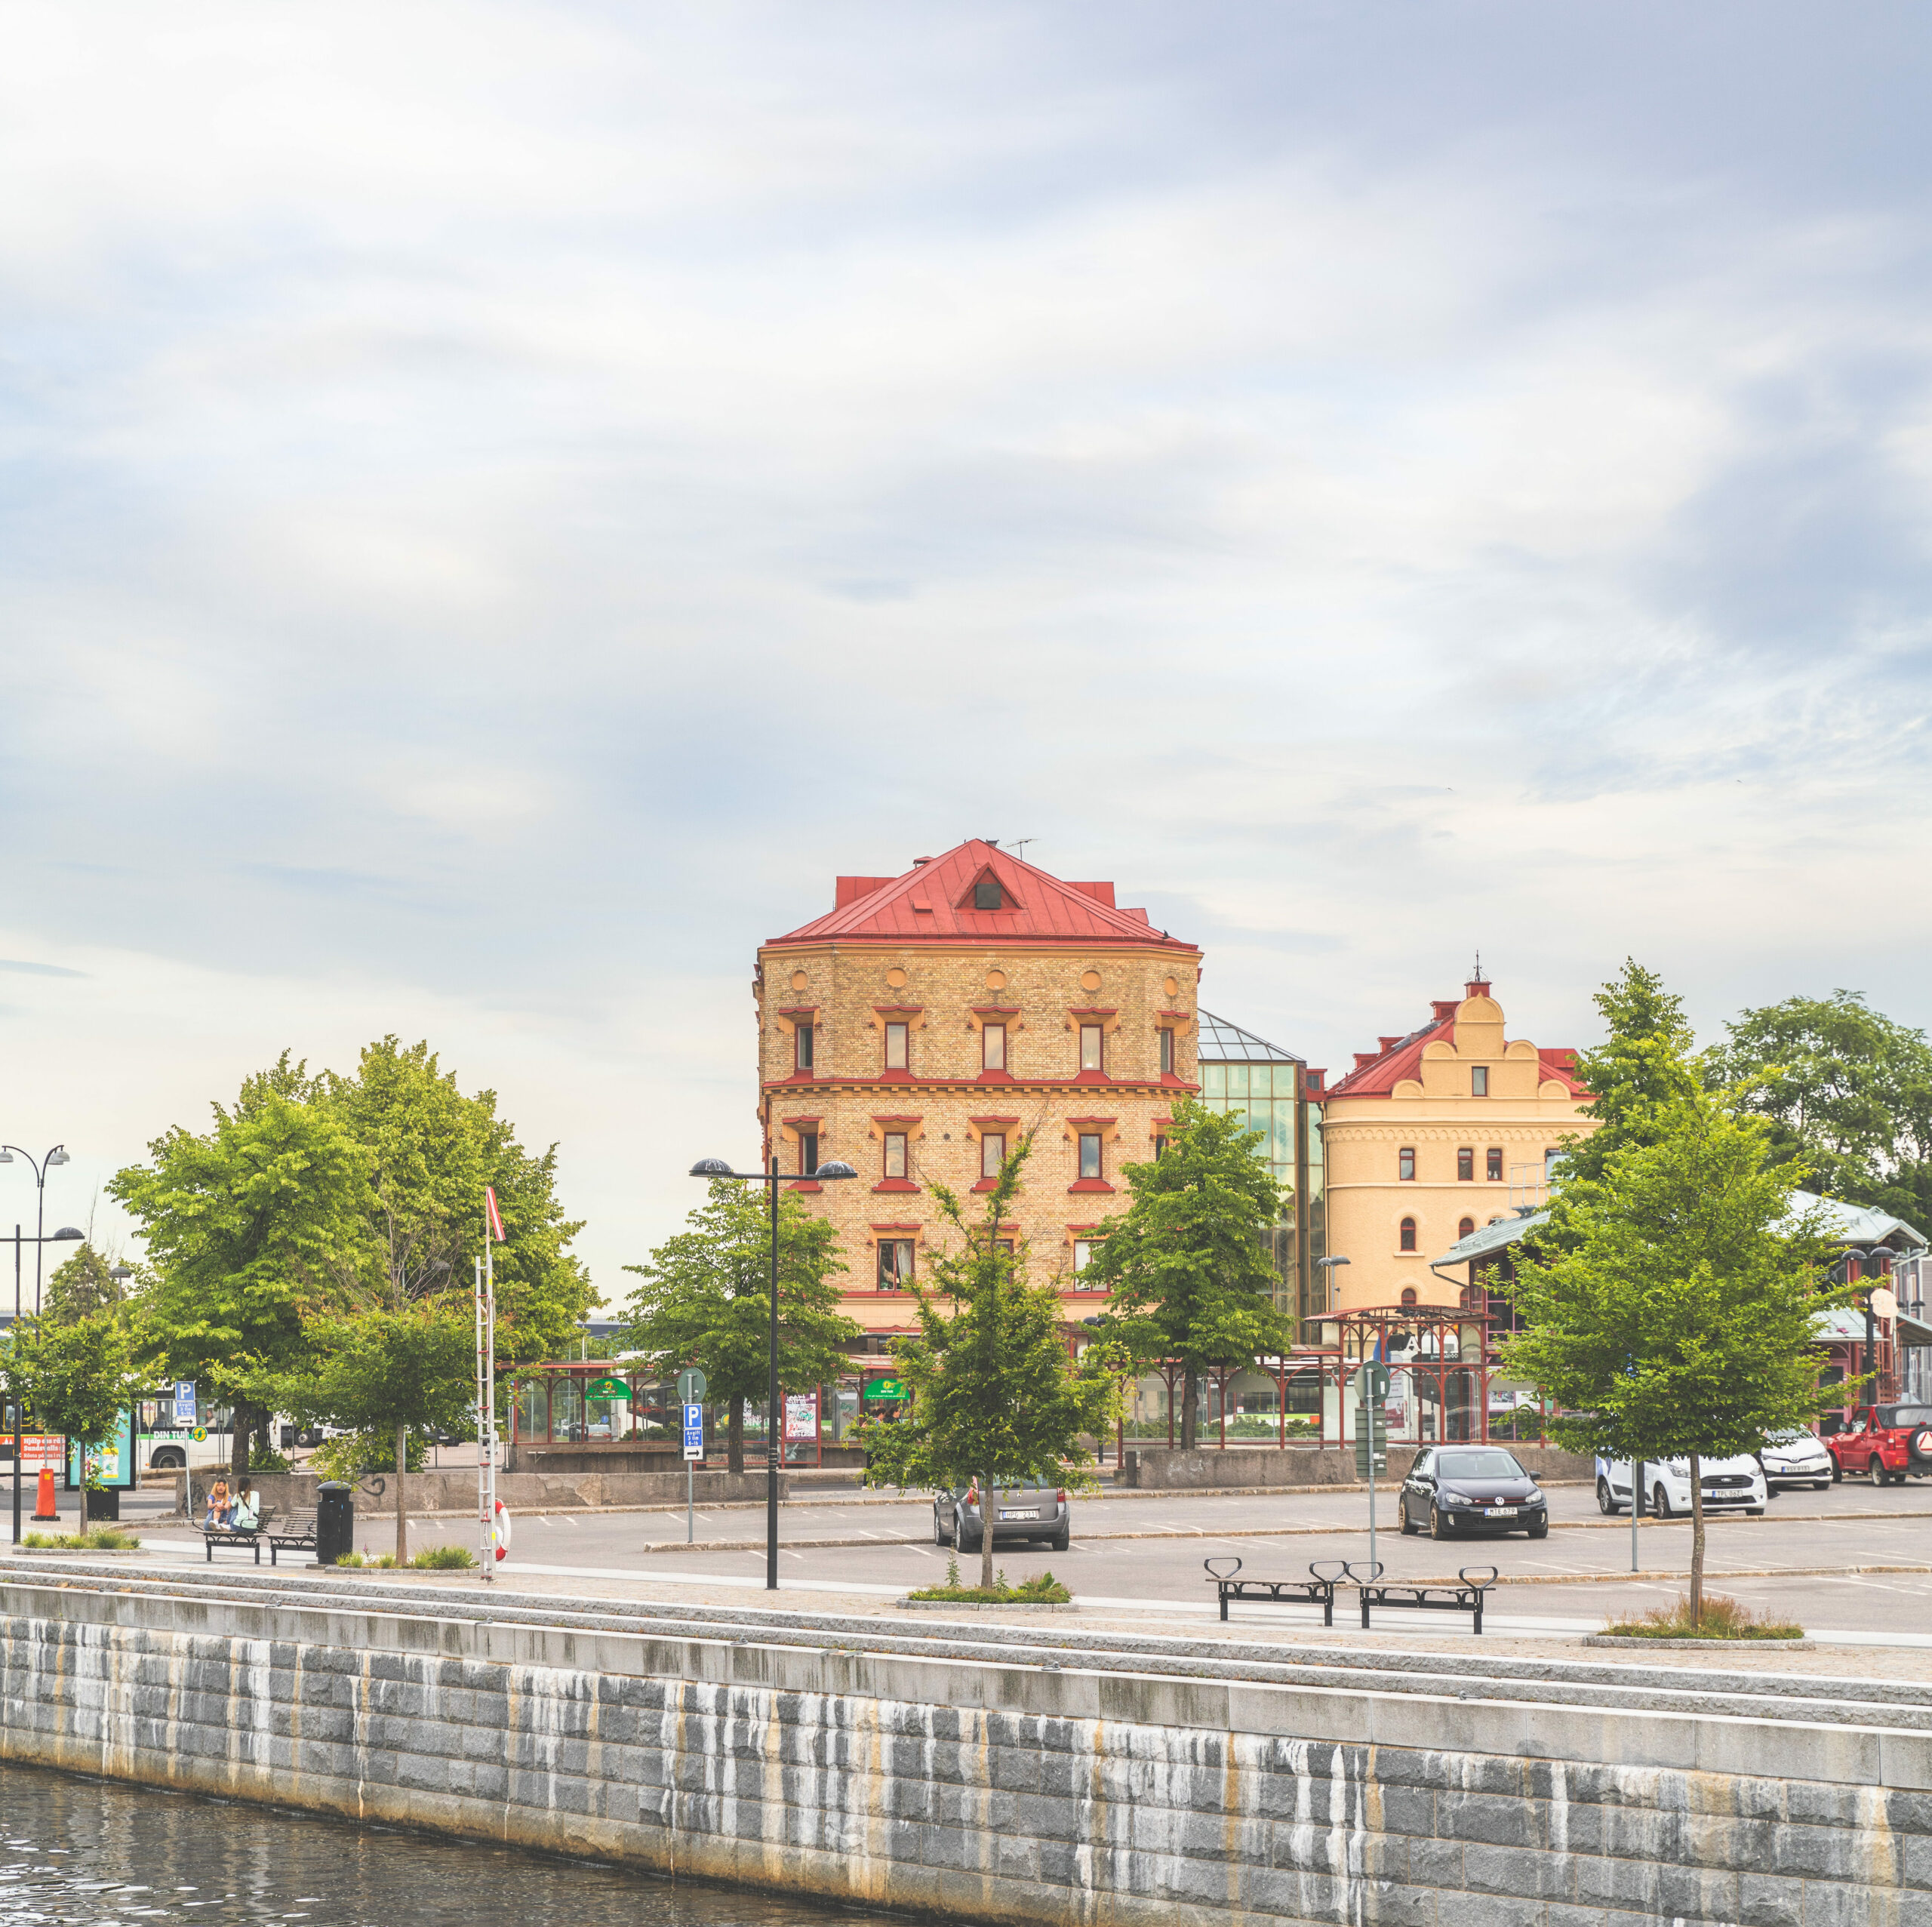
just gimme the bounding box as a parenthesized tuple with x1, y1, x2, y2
(1354, 1051, 1379, 1071)
(1378, 1036, 1401, 1054)
(1432, 1000, 1459, 1023)
(1466, 978, 1491, 999)
(912, 856, 933, 867)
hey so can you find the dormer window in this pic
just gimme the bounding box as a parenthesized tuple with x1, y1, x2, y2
(974, 879, 1004, 910)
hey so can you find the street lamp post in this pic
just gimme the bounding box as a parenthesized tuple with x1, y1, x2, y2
(688, 1153, 857, 1590)
(2, 1221, 83, 1545)
(0, 1147, 72, 1316)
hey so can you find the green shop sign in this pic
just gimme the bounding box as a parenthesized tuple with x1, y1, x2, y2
(863, 1378, 907, 1402)
(584, 1376, 632, 1401)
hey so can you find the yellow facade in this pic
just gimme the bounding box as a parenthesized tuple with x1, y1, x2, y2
(1319, 979, 1595, 1312)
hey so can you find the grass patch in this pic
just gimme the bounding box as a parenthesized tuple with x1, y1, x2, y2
(1603, 1592, 1803, 1640)
(410, 1545, 475, 1569)
(331, 1552, 397, 1568)
(909, 1562, 1072, 1605)
(20, 1527, 142, 1551)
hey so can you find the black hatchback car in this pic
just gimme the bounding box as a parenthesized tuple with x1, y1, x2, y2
(1400, 1445, 1549, 1540)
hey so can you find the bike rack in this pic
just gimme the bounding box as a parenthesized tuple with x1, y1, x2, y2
(1349, 1562, 1498, 1635)
(1202, 1555, 1344, 1626)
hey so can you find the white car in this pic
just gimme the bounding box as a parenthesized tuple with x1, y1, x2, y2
(1756, 1428, 1832, 1491)
(1595, 1453, 1767, 1517)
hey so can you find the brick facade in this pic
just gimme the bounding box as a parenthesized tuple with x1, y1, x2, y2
(756, 842, 1200, 1334)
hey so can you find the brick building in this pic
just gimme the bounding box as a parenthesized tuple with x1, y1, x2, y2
(756, 840, 1202, 1339)
(1319, 971, 1595, 1314)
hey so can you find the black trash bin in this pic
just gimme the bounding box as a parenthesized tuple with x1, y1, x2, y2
(85, 1488, 120, 1522)
(316, 1481, 355, 1565)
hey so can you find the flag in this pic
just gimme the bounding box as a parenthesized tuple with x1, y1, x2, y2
(485, 1186, 506, 1243)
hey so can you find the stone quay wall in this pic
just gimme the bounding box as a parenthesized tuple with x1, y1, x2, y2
(183, 1467, 784, 1519)
(1, 1575, 1927, 1925)
(1121, 1444, 1598, 1489)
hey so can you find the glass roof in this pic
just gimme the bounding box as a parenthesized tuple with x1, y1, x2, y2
(1197, 1009, 1305, 1066)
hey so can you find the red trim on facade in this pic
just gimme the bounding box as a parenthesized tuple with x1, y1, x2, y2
(780, 1113, 824, 1125)
(870, 1113, 921, 1125)
(778, 1005, 819, 1019)
(971, 1005, 1020, 1017)
(873, 1004, 924, 1017)
(971, 1177, 1001, 1193)
(872, 1178, 920, 1194)
(1068, 1178, 1116, 1194)
(1066, 1114, 1118, 1127)
(762, 1076, 1198, 1094)
(1068, 1006, 1119, 1019)
(789, 1181, 822, 1193)
(969, 1113, 1022, 1128)
(869, 1221, 921, 1233)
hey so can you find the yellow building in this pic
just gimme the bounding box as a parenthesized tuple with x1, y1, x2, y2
(1319, 971, 1595, 1313)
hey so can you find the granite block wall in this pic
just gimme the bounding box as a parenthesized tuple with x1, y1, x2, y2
(0, 1596, 1923, 1925)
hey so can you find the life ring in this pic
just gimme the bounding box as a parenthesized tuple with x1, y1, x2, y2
(491, 1498, 511, 1562)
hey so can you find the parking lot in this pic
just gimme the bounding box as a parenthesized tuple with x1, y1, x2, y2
(123, 1470, 1932, 1639)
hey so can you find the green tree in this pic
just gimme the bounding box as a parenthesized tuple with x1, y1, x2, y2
(1501, 1091, 1847, 1624)
(1708, 990, 1932, 1230)
(860, 1141, 1121, 1587)
(42, 1243, 129, 1328)
(1077, 1099, 1291, 1450)
(6, 1310, 148, 1490)
(621, 1180, 857, 1474)
(109, 1061, 373, 1478)
(256, 1305, 475, 1562)
(1557, 959, 1702, 1190)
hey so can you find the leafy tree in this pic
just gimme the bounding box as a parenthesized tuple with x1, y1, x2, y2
(6, 1310, 149, 1488)
(42, 1243, 129, 1328)
(1708, 990, 1932, 1230)
(257, 1306, 473, 1562)
(1557, 960, 1701, 1190)
(1077, 1099, 1291, 1450)
(109, 1062, 372, 1477)
(860, 1141, 1121, 1587)
(621, 1180, 857, 1473)
(1501, 1091, 1847, 1624)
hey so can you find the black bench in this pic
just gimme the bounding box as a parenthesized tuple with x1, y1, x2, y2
(203, 1504, 270, 1564)
(266, 1510, 318, 1566)
(1349, 1561, 1499, 1635)
(1204, 1556, 1346, 1625)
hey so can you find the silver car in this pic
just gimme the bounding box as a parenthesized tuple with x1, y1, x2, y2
(934, 1477, 1070, 1552)
(1757, 1427, 1832, 1491)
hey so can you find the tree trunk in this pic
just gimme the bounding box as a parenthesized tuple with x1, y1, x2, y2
(1180, 1362, 1198, 1451)
(395, 1421, 410, 1565)
(229, 1399, 254, 1479)
(1687, 1449, 1704, 1626)
(728, 1395, 745, 1476)
(980, 1470, 996, 1591)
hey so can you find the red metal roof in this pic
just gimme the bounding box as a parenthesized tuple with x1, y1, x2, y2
(767, 840, 1198, 950)
(1327, 996, 1590, 1099)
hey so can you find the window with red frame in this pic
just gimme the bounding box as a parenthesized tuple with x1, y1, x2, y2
(794, 1024, 814, 1072)
(1458, 1216, 1475, 1241)
(1457, 1147, 1473, 1181)
(982, 1022, 1006, 1072)
(798, 1131, 819, 1177)
(1486, 1147, 1503, 1181)
(876, 1239, 914, 1289)
(980, 1132, 1006, 1179)
(1400, 1286, 1418, 1307)
(1078, 1133, 1103, 1181)
(1079, 1024, 1104, 1072)
(1158, 1029, 1174, 1075)
(1399, 1217, 1417, 1251)
(1398, 1147, 1416, 1181)
(884, 1022, 908, 1071)
(882, 1132, 907, 1180)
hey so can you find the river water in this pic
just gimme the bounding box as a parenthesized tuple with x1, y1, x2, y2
(0, 1761, 878, 1927)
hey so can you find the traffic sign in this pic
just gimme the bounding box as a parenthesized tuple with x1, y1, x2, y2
(174, 1380, 196, 1425)
(681, 1402, 704, 1462)
(1352, 1362, 1390, 1402)
(676, 1368, 707, 1403)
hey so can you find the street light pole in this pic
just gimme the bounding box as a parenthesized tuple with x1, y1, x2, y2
(0, 1147, 72, 1317)
(1, 1220, 83, 1544)
(689, 1152, 857, 1590)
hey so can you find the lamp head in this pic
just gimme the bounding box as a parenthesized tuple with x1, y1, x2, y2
(0, 1151, 13, 1164)
(51, 1227, 82, 1242)
(689, 1158, 736, 1178)
(814, 1160, 859, 1181)
(46, 1150, 69, 1167)
(109, 1265, 133, 1282)
(1316, 1254, 1350, 1268)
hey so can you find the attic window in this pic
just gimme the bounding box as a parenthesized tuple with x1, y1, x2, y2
(974, 879, 1004, 911)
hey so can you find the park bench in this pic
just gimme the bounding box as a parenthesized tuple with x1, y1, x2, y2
(1203, 1556, 1500, 1634)
(203, 1504, 270, 1564)
(266, 1509, 319, 1566)
(1204, 1556, 1346, 1625)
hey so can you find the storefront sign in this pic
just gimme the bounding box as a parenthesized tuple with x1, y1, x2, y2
(863, 1378, 907, 1402)
(584, 1376, 630, 1401)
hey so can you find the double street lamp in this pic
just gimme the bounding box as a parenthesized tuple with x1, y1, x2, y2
(688, 1152, 857, 1590)
(0, 1144, 81, 1547)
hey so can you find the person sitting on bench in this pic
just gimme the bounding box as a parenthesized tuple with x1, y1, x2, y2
(205, 1477, 232, 1529)
(230, 1481, 259, 1534)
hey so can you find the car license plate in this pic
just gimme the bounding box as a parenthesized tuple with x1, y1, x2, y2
(999, 1510, 1038, 1520)
(1483, 1507, 1516, 1517)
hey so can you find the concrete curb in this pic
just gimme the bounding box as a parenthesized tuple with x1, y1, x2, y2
(1585, 1635, 1817, 1650)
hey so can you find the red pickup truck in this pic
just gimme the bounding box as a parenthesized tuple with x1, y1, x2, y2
(1823, 1404, 1932, 1484)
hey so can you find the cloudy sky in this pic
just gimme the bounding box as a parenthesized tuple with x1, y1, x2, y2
(5, 3, 1930, 1301)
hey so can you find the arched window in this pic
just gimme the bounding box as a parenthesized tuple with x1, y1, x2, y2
(1458, 1216, 1475, 1241)
(1400, 1287, 1418, 1308)
(1399, 1217, 1417, 1252)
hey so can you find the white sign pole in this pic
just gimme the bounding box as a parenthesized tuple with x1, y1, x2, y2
(475, 1256, 488, 1578)
(485, 1235, 497, 1584)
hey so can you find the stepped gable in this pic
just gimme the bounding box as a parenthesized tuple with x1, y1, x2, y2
(1327, 990, 1590, 1100)
(769, 839, 1198, 950)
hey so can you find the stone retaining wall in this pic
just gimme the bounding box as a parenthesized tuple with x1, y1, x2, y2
(1121, 1444, 1598, 1489)
(185, 1467, 783, 1519)
(0, 1577, 1924, 1925)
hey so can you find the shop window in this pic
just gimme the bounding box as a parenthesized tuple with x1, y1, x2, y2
(974, 879, 1003, 910)
(877, 1240, 915, 1290)
(798, 1131, 819, 1177)
(1486, 1147, 1503, 1181)
(1159, 1029, 1174, 1075)
(1080, 1024, 1104, 1072)
(1398, 1147, 1416, 1182)
(795, 1024, 814, 1072)
(1079, 1133, 1103, 1181)
(1457, 1147, 1473, 1181)
(884, 1022, 909, 1071)
(882, 1133, 907, 1181)
(1458, 1217, 1475, 1241)
(1400, 1287, 1418, 1308)
(982, 1023, 1006, 1072)
(980, 1132, 1006, 1180)
(1399, 1217, 1417, 1252)
(1472, 1067, 1489, 1097)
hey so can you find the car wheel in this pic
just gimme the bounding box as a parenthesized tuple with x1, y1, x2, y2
(934, 1509, 948, 1547)
(1596, 1477, 1620, 1516)
(1050, 1527, 1069, 1553)
(1746, 1507, 1764, 1517)
(1653, 1483, 1672, 1518)
(1527, 1518, 1549, 1540)
(1813, 1481, 1831, 1491)
(1400, 1499, 1419, 1536)
(1429, 1503, 1451, 1541)
(962, 1523, 984, 1553)
(1831, 1458, 1843, 1484)
(1870, 1457, 1887, 1484)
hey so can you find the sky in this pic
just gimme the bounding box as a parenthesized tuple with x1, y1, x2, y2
(4, 3, 1930, 1305)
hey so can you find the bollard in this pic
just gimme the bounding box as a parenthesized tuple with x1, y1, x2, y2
(33, 1467, 57, 1521)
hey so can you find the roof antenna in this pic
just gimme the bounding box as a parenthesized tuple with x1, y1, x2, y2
(1007, 838, 1037, 859)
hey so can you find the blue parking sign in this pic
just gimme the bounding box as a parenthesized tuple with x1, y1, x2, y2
(681, 1402, 703, 1461)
